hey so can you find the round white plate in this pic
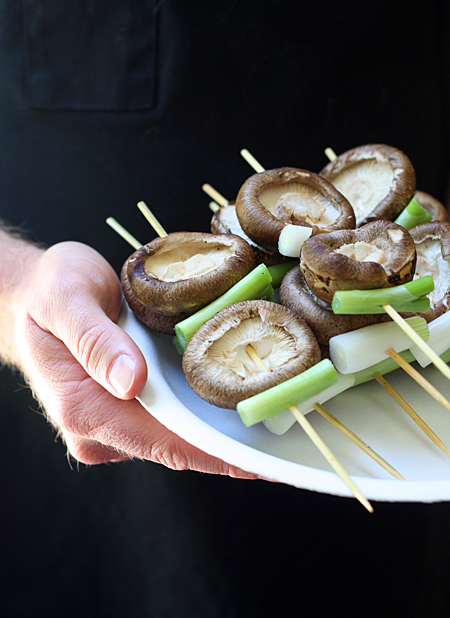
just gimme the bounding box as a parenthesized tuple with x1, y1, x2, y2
(118, 302, 450, 503)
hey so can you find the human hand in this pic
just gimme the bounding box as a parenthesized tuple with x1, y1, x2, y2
(12, 240, 255, 477)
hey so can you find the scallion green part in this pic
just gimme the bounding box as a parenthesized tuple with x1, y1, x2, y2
(332, 276, 434, 314)
(394, 197, 432, 229)
(353, 350, 416, 385)
(173, 263, 272, 352)
(267, 261, 298, 288)
(237, 359, 337, 427)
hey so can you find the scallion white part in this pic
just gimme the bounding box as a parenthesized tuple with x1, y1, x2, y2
(410, 311, 450, 367)
(263, 371, 355, 435)
(278, 224, 313, 257)
(329, 316, 429, 374)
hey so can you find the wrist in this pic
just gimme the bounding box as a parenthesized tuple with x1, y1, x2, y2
(0, 227, 45, 369)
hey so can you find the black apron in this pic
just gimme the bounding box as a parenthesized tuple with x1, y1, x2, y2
(2, 2, 450, 616)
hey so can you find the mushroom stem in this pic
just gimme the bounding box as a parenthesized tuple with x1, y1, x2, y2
(373, 373, 450, 457)
(383, 304, 450, 381)
(245, 344, 374, 512)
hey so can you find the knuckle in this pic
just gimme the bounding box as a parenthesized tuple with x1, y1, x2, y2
(75, 322, 113, 374)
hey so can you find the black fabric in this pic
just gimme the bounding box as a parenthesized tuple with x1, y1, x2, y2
(2, 1, 450, 616)
(23, 0, 157, 110)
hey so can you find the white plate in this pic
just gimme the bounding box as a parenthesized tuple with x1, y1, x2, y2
(118, 302, 450, 503)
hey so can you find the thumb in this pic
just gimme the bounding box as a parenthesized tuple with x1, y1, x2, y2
(32, 242, 148, 399)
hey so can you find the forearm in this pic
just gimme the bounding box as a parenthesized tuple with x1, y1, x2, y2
(0, 223, 44, 368)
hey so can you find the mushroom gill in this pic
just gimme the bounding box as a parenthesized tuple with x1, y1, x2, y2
(235, 167, 355, 253)
(320, 144, 416, 226)
(182, 300, 321, 409)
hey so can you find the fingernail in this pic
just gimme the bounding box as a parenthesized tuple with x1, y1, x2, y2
(109, 354, 136, 396)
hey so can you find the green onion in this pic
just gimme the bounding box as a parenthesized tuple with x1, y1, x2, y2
(173, 263, 272, 351)
(394, 197, 432, 229)
(329, 316, 429, 374)
(267, 260, 298, 288)
(263, 371, 355, 435)
(278, 224, 313, 257)
(330, 298, 430, 315)
(409, 311, 450, 367)
(331, 276, 434, 314)
(353, 350, 416, 385)
(237, 359, 337, 427)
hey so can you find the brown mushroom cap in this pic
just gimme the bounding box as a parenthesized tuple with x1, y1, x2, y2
(299, 220, 416, 304)
(182, 300, 321, 409)
(320, 144, 416, 226)
(414, 190, 449, 223)
(408, 221, 450, 321)
(234, 167, 356, 253)
(279, 265, 390, 345)
(121, 231, 256, 318)
(120, 262, 181, 334)
(211, 201, 292, 266)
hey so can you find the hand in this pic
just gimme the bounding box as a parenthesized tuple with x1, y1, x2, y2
(13, 241, 256, 477)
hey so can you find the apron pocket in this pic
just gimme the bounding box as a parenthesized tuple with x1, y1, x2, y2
(23, 0, 157, 111)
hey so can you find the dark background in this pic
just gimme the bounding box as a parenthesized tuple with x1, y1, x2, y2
(2, 1, 450, 616)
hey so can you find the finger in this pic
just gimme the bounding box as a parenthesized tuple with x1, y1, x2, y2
(63, 434, 130, 465)
(29, 242, 147, 400)
(26, 323, 256, 478)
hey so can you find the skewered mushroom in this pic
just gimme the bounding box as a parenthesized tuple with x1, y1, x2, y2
(210, 200, 291, 266)
(121, 231, 255, 333)
(408, 221, 450, 321)
(320, 144, 416, 226)
(414, 191, 449, 223)
(235, 167, 356, 253)
(299, 220, 416, 304)
(182, 300, 321, 408)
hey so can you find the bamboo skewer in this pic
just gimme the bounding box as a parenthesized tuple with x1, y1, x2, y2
(106, 217, 142, 250)
(383, 304, 450, 382)
(202, 184, 228, 207)
(386, 348, 450, 413)
(240, 149, 265, 173)
(312, 403, 404, 480)
(137, 201, 168, 238)
(373, 372, 450, 456)
(245, 344, 373, 511)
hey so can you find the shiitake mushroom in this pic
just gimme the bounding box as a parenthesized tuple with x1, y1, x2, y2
(407, 221, 450, 321)
(121, 231, 255, 334)
(414, 190, 449, 223)
(320, 144, 416, 226)
(279, 265, 390, 345)
(182, 300, 321, 409)
(210, 200, 291, 266)
(299, 220, 416, 304)
(235, 167, 356, 253)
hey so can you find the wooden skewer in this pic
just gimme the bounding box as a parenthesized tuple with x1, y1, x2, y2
(106, 217, 142, 250)
(312, 403, 404, 480)
(245, 344, 373, 512)
(383, 304, 450, 382)
(324, 147, 338, 162)
(202, 183, 228, 207)
(373, 372, 450, 456)
(137, 201, 168, 238)
(387, 348, 450, 413)
(240, 149, 265, 173)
